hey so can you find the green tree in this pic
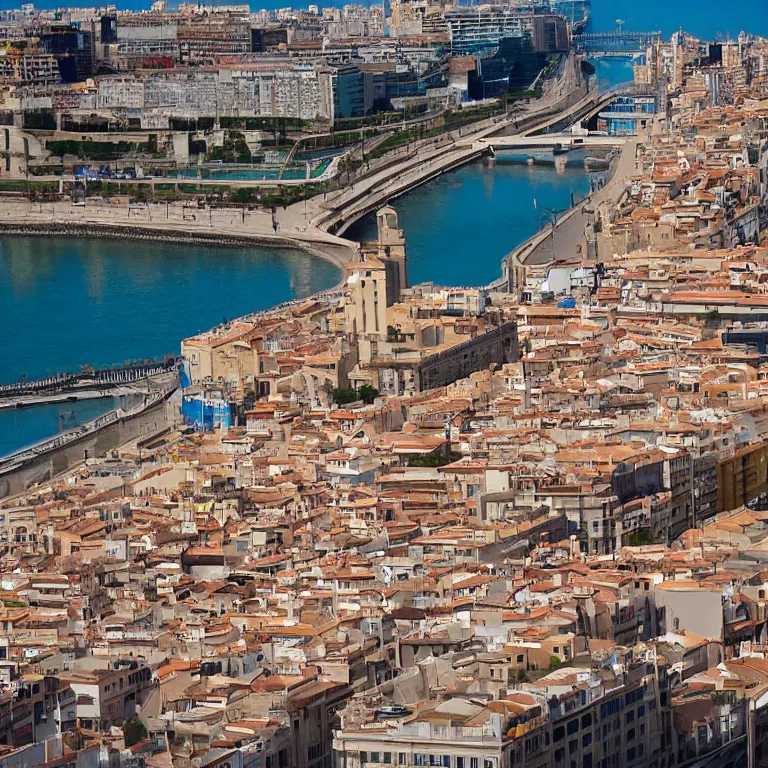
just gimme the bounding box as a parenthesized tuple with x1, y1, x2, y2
(358, 384, 379, 404)
(410, 451, 463, 468)
(123, 716, 148, 747)
(332, 387, 358, 405)
(627, 528, 654, 547)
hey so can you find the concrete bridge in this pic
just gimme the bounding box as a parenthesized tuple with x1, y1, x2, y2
(465, 133, 626, 152)
(573, 30, 662, 54)
(314, 83, 642, 235)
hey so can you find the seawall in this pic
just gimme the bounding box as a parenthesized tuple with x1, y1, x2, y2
(0, 391, 179, 499)
(0, 219, 353, 274)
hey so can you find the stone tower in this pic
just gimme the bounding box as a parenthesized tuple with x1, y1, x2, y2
(375, 206, 408, 307)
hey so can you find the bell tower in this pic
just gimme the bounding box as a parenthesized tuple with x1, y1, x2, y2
(375, 206, 408, 306)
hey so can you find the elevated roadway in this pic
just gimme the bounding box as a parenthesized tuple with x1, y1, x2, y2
(464, 133, 626, 151)
(315, 84, 640, 235)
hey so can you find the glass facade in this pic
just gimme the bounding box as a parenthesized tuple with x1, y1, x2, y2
(333, 65, 365, 119)
(469, 34, 542, 100)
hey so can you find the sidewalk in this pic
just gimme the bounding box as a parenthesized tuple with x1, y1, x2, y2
(517, 138, 639, 269)
(0, 198, 358, 268)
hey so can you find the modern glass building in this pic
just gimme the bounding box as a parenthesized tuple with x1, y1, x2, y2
(332, 64, 366, 119)
(468, 34, 543, 100)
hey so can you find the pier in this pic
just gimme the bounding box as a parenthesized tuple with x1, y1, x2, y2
(0, 359, 178, 400)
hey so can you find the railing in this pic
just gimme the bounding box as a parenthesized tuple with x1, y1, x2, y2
(0, 382, 175, 468)
(0, 358, 178, 397)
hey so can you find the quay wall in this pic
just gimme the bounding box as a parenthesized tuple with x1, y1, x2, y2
(0, 393, 179, 499)
(0, 220, 353, 272)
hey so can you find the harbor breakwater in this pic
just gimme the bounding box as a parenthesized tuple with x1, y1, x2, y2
(0, 220, 354, 272)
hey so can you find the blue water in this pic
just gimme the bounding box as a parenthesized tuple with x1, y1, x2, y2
(0, 237, 338, 456)
(590, 58, 636, 90)
(346, 156, 591, 287)
(0, 398, 117, 459)
(0, 237, 338, 384)
(588, 0, 765, 39)
(18, 0, 768, 38)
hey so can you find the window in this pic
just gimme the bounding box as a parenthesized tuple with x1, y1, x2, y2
(567, 719, 579, 735)
(553, 726, 565, 742)
(371, 754, 380, 764)
(583, 734, 592, 748)
(516, 655, 524, 663)
(456, 759, 463, 768)
(384, 755, 392, 765)
(581, 714, 592, 728)
(470, 759, 478, 768)
(626, 748, 636, 762)
(361, 752, 368, 764)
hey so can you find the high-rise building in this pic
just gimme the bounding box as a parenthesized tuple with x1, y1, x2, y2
(38, 26, 93, 82)
(332, 64, 365, 119)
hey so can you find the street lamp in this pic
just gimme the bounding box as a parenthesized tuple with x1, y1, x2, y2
(537, 205, 564, 263)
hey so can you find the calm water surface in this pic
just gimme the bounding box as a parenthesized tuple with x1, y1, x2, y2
(0, 237, 338, 384)
(0, 238, 338, 456)
(0, 398, 117, 459)
(587, 0, 766, 39)
(347, 155, 592, 287)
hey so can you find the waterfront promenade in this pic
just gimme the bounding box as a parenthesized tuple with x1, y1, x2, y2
(0, 197, 357, 270)
(0, 63, 646, 488)
(0, 55, 625, 280)
(527, 138, 639, 265)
